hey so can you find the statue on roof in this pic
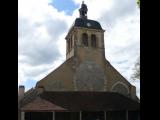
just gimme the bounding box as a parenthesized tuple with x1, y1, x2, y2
(79, 1, 88, 19)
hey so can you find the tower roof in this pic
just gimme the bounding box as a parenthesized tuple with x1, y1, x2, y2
(73, 1, 103, 30)
(73, 18, 103, 30)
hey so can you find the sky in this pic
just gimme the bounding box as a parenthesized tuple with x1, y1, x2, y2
(18, 0, 140, 97)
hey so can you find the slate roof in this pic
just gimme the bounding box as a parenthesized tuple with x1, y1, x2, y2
(20, 91, 140, 112)
(19, 88, 39, 108)
(73, 18, 103, 30)
(22, 96, 67, 112)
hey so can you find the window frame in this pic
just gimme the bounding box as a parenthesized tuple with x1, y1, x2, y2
(82, 33, 88, 47)
(91, 34, 97, 48)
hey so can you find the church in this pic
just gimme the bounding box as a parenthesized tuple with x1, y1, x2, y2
(18, 1, 140, 120)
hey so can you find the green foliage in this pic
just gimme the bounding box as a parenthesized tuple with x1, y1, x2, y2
(137, 0, 140, 8)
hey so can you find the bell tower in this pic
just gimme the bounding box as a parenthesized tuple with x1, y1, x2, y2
(65, 1, 106, 91)
(65, 1, 105, 64)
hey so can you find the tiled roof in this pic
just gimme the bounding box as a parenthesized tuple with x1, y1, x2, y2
(22, 97, 67, 112)
(20, 91, 140, 111)
(19, 88, 39, 108)
(40, 92, 140, 111)
(73, 18, 103, 30)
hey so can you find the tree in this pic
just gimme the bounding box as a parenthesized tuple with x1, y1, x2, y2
(131, 57, 140, 80)
(131, 0, 140, 80)
(137, 0, 140, 8)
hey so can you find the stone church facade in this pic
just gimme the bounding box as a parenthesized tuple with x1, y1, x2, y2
(18, 1, 140, 120)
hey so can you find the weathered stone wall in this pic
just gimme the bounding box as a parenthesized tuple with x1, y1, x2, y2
(66, 29, 76, 60)
(75, 61, 105, 91)
(104, 60, 137, 98)
(75, 28, 105, 69)
(37, 58, 75, 91)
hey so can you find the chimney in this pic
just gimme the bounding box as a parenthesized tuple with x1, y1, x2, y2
(19, 85, 25, 98)
(130, 85, 136, 99)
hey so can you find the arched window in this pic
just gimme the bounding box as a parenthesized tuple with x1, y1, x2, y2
(82, 33, 88, 46)
(91, 34, 96, 47)
(111, 82, 129, 96)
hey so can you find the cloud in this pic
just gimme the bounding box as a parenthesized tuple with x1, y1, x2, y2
(18, 0, 70, 84)
(105, 10, 140, 80)
(99, 0, 137, 27)
(18, 0, 68, 66)
(19, 0, 140, 97)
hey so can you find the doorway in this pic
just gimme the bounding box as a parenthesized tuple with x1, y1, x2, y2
(25, 112, 53, 120)
(82, 111, 104, 120)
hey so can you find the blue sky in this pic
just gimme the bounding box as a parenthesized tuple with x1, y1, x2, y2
(50, 0, 78, 15)
(18, 0, 140, 97)
(24, 79, 37, 90)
